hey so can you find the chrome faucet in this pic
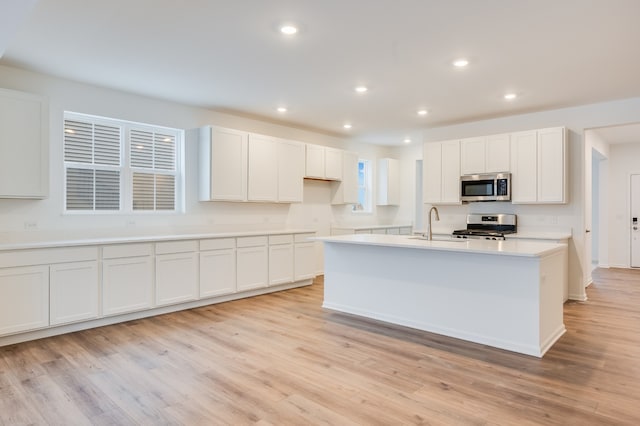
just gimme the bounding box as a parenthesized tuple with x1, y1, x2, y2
(427, 206, 440, 240)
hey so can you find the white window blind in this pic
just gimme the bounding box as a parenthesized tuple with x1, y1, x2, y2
(63, 112, 182, 213)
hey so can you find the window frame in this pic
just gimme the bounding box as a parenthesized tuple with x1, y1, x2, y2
(63, 112, 184, 214)
(352, 158, 373, 214)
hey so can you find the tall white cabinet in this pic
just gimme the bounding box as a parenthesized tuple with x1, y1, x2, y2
(0, 88, 49, 199)
(199, 126, 248, 202)
(331, 150, 359, 205)
(377, 158, 400, 206)
(511, 127, 566, 204)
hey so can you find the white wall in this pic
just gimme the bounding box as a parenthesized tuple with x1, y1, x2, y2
(0, 65, 395, 273)
(390, 97, 640, 301)
(608, 142, 640, 267)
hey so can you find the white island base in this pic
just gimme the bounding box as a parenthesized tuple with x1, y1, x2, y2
(320, 235, 567, 357)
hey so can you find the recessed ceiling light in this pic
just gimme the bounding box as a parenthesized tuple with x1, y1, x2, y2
(453, 58, 469, 68)
(343, 123, 352, 129)
(277, 107, 287, 113)
(404, 138, 412, 144)
(354, 86, 368, 93)
(280, 25, 298, 35)
(504, 93, 517, 100)
(417, 109, 428, 116)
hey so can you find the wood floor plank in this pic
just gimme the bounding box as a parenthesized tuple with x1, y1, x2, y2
(1, 268, 640, 424)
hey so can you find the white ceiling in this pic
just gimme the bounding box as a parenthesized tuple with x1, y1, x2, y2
(2, 0, 640, 145)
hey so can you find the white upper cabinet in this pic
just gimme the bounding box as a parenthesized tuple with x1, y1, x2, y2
(247, 133, 278, 202)
(511, 127, 566, 204)
(199, 126, 305, 203)
(331, 151, 358, 205)
(424, 140, 461, 205)
(377, 158, 400, 206)
(305, 144, 343, 181)
(0, 88, 49, 199)
(199, 126, 248, 201)
(278, 139, 304, 203)
(460, 133, 510, 175)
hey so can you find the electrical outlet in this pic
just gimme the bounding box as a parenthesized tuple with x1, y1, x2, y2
(126, 220, 136, 227)
(24, 221, 38, 230)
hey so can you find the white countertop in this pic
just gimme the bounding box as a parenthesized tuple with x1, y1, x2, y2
(0, 227, 317, 251)
(315, 234, 566, 257)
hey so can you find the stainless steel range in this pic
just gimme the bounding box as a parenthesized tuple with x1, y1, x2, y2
(452, 214, 517, 240)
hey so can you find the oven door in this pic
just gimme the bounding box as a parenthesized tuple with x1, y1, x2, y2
(460, 176, 496, 201)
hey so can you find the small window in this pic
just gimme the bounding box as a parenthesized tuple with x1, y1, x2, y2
(353, 159, 372, 213)
(63, 112, 183, 213)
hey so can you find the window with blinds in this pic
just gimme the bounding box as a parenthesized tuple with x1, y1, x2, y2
(63, 112, 182, 213)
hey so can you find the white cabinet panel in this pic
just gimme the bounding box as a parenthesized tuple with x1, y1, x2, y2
(278, 139, 304, 203)
(0, 88, 48, 199)
(294, 242, 316, 281)
(331, 151, 358, 204)
(537, 127, 566, 203)
(156, 252, 198, 306)
(377, 158, 400, 206)
(0, 265, 49, 335)
(269, 243, 294, 286)
(460, 137, 486, 175)
(237, 245, 268, 291)
(305, 144, 325, 179)
(248, 133, 278, 202)
(511, 130, 538, 203)
(103, 256, 154, 316)
(486, 133, 510, 173)
(50, 261, 99, 326)
(423, 142, 442, 203)
(441, 140, 461, 204)
(200, 248, 236, 298)
(324, 148, 343, 180)
(199, 126, 248, 201)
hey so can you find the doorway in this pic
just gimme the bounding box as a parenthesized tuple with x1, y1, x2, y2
(631, 174, 640, 267)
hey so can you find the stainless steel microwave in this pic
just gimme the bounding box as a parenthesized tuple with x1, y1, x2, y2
(460, 172, 511, 202)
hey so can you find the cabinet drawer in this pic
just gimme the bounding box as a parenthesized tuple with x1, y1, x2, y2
(155, 240, 198, 255)
(236, 236, 268, 248)
(102, 243, 153, 259)
(294, 233, 315, 243)
(0, 246, 98, 268)
(269, 234, 293, 245)
(200, 238, 236, 251)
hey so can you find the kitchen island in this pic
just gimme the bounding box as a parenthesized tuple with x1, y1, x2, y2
(316, 234, 567, 357)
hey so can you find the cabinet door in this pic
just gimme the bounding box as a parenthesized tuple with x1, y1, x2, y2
(441, 140, 461, 204)
(537, 127, 566, 203)
(50, 261, 99, 326)
(0, 89, 48, 199)
(377, 158, 400, 206)
(423, 142, 442, 203)
(324, 148, 343, 180)
(305, 144, 325, 178)
(460, 137, 486, 175)
(237, 246, 268, 291)
(103, 256, 154, 316)
(511, 131, 538, 203)
(278, 139, 304, 203)
(486, 133, 510, 173)
(156, 252, 198, 306)
(331, 151, 358, 205)
(248, 134, 278, 202)
(269, 244, 294, 286)
(206, 126, 248, 201)
(0, 265, 49, 335)
(294, 242, 316, 281)
(200, 248, 236, 298)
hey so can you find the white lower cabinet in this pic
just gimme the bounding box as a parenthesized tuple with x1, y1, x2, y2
(156, 252, 198, 307)
(50, 261, 99, 326)
(269, 235, 294, 286)
(294, 234, 316, 281)
(102, 244, 154, 316)
(200, 238, 237, 298)
(0, 265, 49, 335)
(236, 236, 268, 291)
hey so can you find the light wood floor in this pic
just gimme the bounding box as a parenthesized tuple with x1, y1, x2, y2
(1, 268, 639, 425)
